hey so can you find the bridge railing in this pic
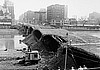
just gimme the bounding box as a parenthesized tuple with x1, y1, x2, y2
(68, 66, 100, 70)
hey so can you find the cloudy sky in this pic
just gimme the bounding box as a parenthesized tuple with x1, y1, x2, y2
(0, 0, 100, 20)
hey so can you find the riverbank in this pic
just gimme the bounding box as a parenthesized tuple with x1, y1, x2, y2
(0, 29, 100, 69)
(0, 50, 38, 69)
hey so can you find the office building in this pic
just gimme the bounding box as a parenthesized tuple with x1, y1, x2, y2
(47, 4, 67, 22)
(3, 0, 15, 19)
(88, 12, 100, 25)
(19, 10, 35, 23)
(34, 9, 46, 24)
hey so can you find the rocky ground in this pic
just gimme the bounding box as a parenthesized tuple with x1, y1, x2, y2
(0, 50, 39, 69)
(0, 29, 100, 69)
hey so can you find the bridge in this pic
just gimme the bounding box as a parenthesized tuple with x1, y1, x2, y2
(71, 42, 100, 46)
(62, 42, 100, 47)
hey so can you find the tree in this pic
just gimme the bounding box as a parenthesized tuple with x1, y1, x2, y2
(79, 16, 88, 26)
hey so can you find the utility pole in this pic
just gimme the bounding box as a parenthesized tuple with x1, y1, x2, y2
(64, 45, 67, 70)
(64, 33, 68, 70)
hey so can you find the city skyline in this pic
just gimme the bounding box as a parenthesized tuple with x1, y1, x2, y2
(0, 0, 100, 20)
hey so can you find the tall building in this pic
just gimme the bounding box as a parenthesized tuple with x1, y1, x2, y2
(0, 5, 10, 19)
(64, 5, 68, 19)
(0, 0, 13, 24)
(47, 4, 67, 22)
(34, 9, 46, 24)
(18, 13, 24, 22)
(0, 5, 5, 17)
(19, 10, 35, 23)
(3, 0, 15, 19)
(88, 12, 100, 25)
(19, 9, 46, 25)
(89, 12, 100, 20)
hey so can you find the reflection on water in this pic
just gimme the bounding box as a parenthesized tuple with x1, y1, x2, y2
(0, 40, 6, 50)
(0, 35, 27, 50)
(0, 38, 14, 50)
(0, 29, 27, 50)
(0, 30, 100, 50)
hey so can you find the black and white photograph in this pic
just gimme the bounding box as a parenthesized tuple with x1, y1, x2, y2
(0, 0, 100, 70)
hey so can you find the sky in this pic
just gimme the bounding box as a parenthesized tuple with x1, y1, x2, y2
(0, 0, 100, 20)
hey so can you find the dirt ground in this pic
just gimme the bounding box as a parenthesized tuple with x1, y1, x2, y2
(0, 50, 39, 69)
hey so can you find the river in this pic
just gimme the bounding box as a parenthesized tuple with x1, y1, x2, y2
(0, 30, 100, 50)
(70, 31, 100, 38)
(0, 29, 27, 50)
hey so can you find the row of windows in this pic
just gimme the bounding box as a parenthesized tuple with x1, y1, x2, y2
(47, 10, 64, 13)
(0, 25, 11, 29)
(0, 35, 13, 38)
(47, 6, 65, 10)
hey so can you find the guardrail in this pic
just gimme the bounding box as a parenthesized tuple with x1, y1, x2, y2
(71, 43, 100, 46)
(69, 67, 100, 70)
(57, 66, 100, 70)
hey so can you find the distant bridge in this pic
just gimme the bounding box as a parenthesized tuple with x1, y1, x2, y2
(62, 42, 100, 47)
(71, 42, 100, 46)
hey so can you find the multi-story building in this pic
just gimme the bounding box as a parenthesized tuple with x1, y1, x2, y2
(19, 9, 46, 25)
(19, 10, 35, 24)
(0, 0, 13, 27)
(89, 12, 100, 20)
(64, 5, 68, 19)
(0, 5, 4, 16)
(47, 4, 67, 22)
(34, 9, 46, 24)
(47, 4, 68, 26)
(0, 5, 10, 20)
(3, 0, 14, 19)
(0, 5, 5, 18)
(88, 12, 100, 25)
